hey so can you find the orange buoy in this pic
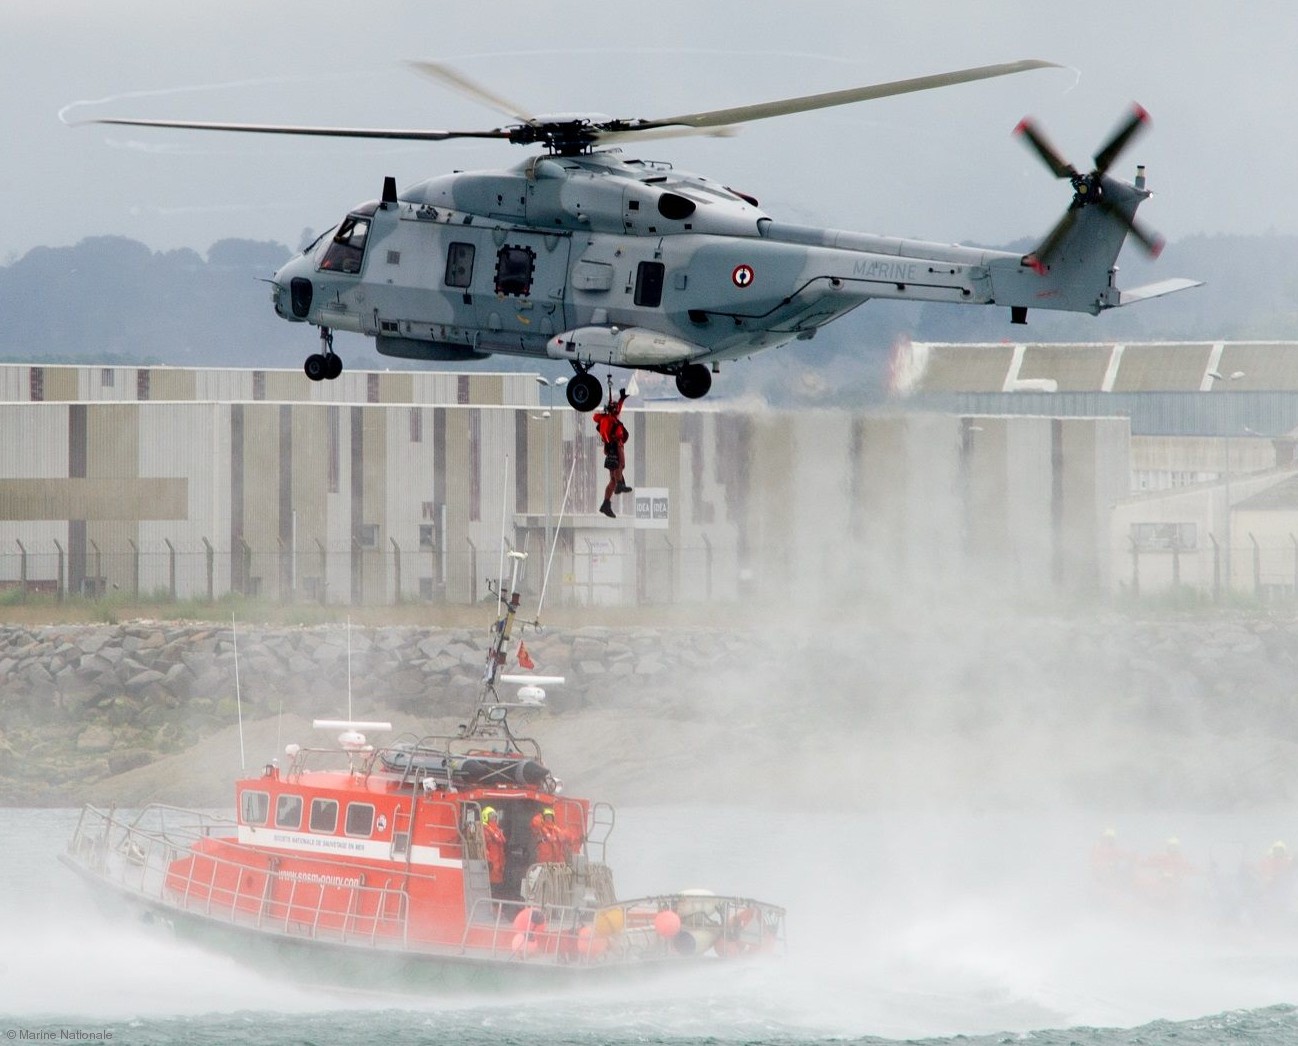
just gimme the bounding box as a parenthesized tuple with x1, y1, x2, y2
(654, 909, 682, 938)
(513, 906, 545, 931)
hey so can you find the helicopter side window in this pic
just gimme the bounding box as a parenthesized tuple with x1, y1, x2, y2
(495, 245, 536, 297)
(319, 216, 371, 274)
(634, 261, 665, 308)
(445, 242, 475, 288)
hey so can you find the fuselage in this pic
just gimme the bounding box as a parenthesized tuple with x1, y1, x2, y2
(269, 151, 1054, 374)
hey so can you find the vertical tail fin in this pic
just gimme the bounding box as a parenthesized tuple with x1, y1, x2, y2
(990, 107, 1175, 317)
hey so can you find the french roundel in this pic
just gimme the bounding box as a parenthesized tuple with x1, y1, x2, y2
(731, 264, 755, 288)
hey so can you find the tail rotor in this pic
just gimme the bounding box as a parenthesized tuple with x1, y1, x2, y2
(1015, 104, 1165, 273)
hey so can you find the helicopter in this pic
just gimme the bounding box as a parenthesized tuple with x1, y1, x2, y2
(79, 59, 1200, 413)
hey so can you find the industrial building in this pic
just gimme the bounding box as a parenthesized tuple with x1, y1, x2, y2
(0, 361, 1131, 606)
(893, 340, 1298, 600)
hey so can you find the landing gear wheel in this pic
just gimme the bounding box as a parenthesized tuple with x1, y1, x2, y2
(304, 353, 328, 382)
(566, 373, 603, 412)
(325, 353, 343, 380)
(675, 363, 713, 400)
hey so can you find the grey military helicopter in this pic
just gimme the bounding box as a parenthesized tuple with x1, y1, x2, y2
(82, 59, 1199, 412)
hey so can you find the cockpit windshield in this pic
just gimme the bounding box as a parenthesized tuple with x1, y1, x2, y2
(319, 215, 370, 274)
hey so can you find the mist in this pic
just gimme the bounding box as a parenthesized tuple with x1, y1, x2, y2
(10, 421, 1298, 1038)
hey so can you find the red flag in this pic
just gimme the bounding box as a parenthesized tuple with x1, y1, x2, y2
(516, 641, 535, 670)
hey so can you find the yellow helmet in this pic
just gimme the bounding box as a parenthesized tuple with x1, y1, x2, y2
(543, 807, 555, 818)
(1272, 840, 1287, 855)
(482, 806, 497, 821)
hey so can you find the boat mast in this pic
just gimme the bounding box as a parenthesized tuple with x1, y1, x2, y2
(480, 549, 527, 702)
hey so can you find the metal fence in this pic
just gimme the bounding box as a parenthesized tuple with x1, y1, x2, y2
(1122, 532, 1298, 604)
(0, 534, 729, 608)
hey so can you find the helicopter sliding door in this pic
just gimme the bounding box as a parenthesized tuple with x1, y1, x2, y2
(464, 229, 571, 354)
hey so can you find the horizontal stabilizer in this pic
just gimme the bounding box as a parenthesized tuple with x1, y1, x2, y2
(1116, 277, 1204, 307)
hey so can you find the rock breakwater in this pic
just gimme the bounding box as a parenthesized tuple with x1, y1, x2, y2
(4, 609, 1298, 809)
(0, 620, 756, 805)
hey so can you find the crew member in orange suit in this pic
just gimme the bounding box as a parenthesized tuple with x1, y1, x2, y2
(482, 806, 507, 896)
(594, 388, 631, 518)
(532, 807, 567, 864)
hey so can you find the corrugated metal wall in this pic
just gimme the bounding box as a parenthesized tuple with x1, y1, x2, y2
(909, 390, 1298, 438)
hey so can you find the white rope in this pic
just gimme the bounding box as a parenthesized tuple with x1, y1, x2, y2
(496, 453, 509, 619)
(536, 451, 579, 620)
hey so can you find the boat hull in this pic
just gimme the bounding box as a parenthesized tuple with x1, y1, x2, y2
(60, 853, 664, 992)
(60, 803, 785, 994)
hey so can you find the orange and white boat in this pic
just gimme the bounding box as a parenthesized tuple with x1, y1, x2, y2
(61, 552, 785, 987)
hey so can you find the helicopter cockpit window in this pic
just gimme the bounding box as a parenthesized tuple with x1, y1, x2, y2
(495, 245, 536, 297)
(634, 261, 665, 308)
(445, 242, 475, 288)
(319, 216, 370, 274)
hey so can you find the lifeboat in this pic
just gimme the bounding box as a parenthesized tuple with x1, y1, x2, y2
(59, 551, 785, 987)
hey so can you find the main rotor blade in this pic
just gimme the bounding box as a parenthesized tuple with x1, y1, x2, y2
(1092, 103, 1150, 175)
(1014, 117, 1077, 179)
(81, 116, 513, 142)
(596, 124, 741, 147)
(406, 60, 537, 125)
(627, 59, 1059, 132)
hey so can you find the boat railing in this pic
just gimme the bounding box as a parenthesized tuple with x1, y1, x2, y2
(422, 730, 544, 764)
(279, 733, 548, 796)
(69, 805, 414, 949)
(68, 804, 237, 902)
(281, 745, 375, 778)
(69, 804, 235, 868)
(373, 731, 549, 795)
(461, 891, 788, 965)
(68, 806, 787, 967)
(583, 801, 615, 866)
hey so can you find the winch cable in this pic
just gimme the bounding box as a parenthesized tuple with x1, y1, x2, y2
(535, 451, 578, 623)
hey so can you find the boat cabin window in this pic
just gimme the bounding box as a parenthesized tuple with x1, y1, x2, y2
(345, 802, 375, 838)
(241, 790, 269, 826)
(309, 797, 339, 833)
(319, 216, 370, 274)
(444, 242, 475, 288)
(634, 261, 665, 308)
(275, 793, 302, 830)
(494, 245, 535, 297)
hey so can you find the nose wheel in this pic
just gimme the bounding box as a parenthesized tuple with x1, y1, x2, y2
(304, 327, 343, 382)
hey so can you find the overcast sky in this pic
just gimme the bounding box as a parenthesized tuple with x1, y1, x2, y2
(5, 0, 1295, 262)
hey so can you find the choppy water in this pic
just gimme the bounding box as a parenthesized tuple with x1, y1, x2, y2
(5, 806, 1298, 1045)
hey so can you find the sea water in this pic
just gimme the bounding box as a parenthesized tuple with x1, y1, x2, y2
(3, 806, 1298, 1045)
